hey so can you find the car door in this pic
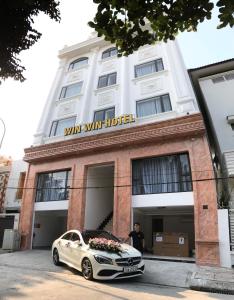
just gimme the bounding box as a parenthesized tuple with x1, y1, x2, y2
(69, 232, 83, 269)
(58, 232, 73, 263)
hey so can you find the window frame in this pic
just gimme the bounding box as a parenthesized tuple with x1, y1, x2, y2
(93, 107, 115, 122)
(97, 72, 117, 89)
(102, 47, 117, 60)
(49, 116, 76, 137)
(132, 153, 193, 195)
(68, 57, 88, 71)
(59, 81, 83, 100)
(134, 58, 164, 78)
(136, 93, 172, 118)
(35, 169, 71, 203)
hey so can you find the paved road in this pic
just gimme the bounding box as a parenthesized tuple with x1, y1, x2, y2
(0, 262, 233, 300)
(0, 251, 233, 300)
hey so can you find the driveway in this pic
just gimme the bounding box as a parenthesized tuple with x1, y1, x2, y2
(0, 250, 197, 287)
(0, 250, 232, 300)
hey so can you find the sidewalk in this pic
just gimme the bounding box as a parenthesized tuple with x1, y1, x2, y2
(189, 265, 234, 294)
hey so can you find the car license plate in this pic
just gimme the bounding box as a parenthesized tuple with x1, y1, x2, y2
(123, 266, 138, 273)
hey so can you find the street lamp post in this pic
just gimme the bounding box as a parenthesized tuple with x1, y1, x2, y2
(0, 118, 6, 149)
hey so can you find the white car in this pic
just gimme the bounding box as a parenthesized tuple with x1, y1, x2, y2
(52, 230, 145, 280)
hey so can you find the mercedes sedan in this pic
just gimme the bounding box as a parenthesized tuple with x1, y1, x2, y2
(52, 230, 145, 280)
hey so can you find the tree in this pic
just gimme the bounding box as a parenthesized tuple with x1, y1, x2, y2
(89, 0, 234, 56)
(0, 0, 60, 83)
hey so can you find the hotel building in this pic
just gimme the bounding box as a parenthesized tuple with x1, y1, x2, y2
(19, 35, 220, 266)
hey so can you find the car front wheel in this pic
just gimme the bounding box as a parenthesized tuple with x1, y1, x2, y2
(82, 258, 93, 280)
(53, 248, 61, 266)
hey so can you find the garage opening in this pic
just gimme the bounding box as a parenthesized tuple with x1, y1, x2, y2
(0, 215, 15, 247)
(33, 210, 67, 249)
(133, 206, 195, 261)
(84, 164, 114, 232)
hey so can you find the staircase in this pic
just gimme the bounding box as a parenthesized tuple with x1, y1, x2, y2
(230, 209, 234, 251)
(104, 218, 113, 232)
(97, 211, 113, 231)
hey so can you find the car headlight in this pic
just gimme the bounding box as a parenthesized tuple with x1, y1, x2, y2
(94, 255, 113, 265)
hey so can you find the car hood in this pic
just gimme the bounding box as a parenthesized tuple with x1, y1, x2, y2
(85, 243, 141, 258)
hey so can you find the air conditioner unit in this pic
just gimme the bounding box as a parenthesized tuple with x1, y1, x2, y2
(2, 229, 21, 251)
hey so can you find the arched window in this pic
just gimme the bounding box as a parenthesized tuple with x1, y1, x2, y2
(69, 57, 88, 71)
(102, 47, 117, 59)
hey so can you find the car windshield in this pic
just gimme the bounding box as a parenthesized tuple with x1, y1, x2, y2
(82, 230, 121, 244)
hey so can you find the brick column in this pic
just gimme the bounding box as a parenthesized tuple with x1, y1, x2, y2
(19, 164, 36, 250)
(113, 155, 131, 240)
(67, 163, 86, 231)
(190, 136, 220, 266)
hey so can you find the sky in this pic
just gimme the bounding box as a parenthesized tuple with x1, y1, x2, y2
(0, 0, 233, 160)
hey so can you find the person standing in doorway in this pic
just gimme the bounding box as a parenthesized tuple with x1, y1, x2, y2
(128, 222, 145, 254)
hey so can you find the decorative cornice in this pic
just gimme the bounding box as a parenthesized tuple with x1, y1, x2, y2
(24, 113, 205, 163)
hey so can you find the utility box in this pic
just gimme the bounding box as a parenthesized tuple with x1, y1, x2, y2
(2, 229, 21, 251)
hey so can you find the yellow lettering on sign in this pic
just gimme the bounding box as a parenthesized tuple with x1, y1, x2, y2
(73, 125, 81, 134)
(118, 116, 124, 125)
(105, 119, 111, 127)
(111, 118, 118, 126)
(123, 115, 130, 124)
(64, 127, 73, 136)
(64, 126, 81, 136)
(84, 122, 95, 132)
(129, 114, 135, 123)
(64, 114, 136, 136)
(94, 121, 103, 130)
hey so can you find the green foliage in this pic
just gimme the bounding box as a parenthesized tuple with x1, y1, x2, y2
(89, 0, 234, 56)
(0, 0, 60, 83)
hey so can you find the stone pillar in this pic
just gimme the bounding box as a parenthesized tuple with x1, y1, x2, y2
(67, 163, 86, 230)
(113, 155, 131, 240)
(191, 136, 220, 266)
(19, 164, 36, 250)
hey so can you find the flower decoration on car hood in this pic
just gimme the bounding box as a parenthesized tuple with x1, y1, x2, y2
(88, 238, 123, 254)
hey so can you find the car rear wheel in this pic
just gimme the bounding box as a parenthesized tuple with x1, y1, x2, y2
(82, 258, 93, 280)
(53, 248, 61, 266)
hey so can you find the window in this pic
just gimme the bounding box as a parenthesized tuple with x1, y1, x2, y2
(35, 170, 71, 202)
(231, 123, 234, 131)
(136, 94, 172, 118)
(71, 233, 80, 242)
(98, 72, 117, 88)
(69, 57, 88, 71)
(50, 117, 76, 137)
(62, 232, 72, 240)
(132, 153, 192, 195)
(59, 82, 83, 99)
(102, 47, 117, 59)
(135, 59, 164, 78)
(16, 172, 26, 199)
(93, 107, 115, 122)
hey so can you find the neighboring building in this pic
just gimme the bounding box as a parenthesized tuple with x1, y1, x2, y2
(20, 35, 220, 266)
(0, 159, 27, 248)
(4, 160, 28, 213)
(189, 59, 234, 266)
(0, 156, 11, 213)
